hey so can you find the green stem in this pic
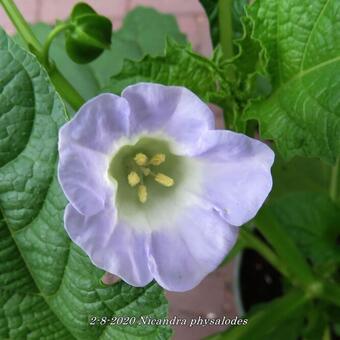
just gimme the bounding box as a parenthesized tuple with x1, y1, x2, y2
(0, 0, 85, 113)
(322, 327, 331, 340)
(218, 0, 234, 59)
(48, 67, 84, 116)
(0, 0, 41, 54)
(329, 157, 339, 202)
(42, 23, 70, 66)
(239, 229, 289, 278)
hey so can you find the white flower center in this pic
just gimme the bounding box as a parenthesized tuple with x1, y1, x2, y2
(107, 136, 203, 233)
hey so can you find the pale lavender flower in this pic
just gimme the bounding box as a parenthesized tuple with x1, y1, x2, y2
(58, 83, 274, 292)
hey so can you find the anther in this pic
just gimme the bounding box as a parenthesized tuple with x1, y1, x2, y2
(127, 171, 140, 187)
(149, 153, 166, 166)
(138, 185, 148, 203)
(134, 153, 148, 166)
(154, 173, 175, 187)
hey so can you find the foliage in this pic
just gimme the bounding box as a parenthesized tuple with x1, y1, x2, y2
(0, 0, 339, 339)
(0, 26, 170, 340)
(90, 6, 186, 88)
(245, 0, 340, 163)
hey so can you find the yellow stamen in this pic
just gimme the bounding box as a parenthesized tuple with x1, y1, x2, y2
(138, 184, 148, 203)
(127, 171, 140, 187)
(141, 167, 151, 176)
(149, 153, 166, 166)
(154, 173, 175, 187)
(134, 153, 148, 166)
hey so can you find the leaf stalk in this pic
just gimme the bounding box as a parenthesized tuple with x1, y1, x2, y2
(0, 0, 85, 113)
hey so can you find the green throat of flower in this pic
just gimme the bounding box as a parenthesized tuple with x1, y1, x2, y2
(108, 137, 185, 212)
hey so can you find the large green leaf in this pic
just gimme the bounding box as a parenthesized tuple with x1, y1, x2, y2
(245, 0, 340, 162)
(0, 29, 170, 339)
(217, 13, 269, 131)
(266, 193, 340, 271)
(90, 6, 186, 88)
(0, 212, 72, 339)
(256, 204, 316, 287)
(109, 39, 231, 104)
(208, 290, 308, 340)
(270, 154, 331, 199)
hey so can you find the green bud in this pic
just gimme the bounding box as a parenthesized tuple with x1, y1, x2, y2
(65, 2, 112, 64)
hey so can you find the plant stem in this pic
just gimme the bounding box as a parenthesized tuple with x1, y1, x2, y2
(322, 327, 331, 340)
(239, 229, 289, 278)
(0, 0, 85, 113)
(218, 0, 234, 60)
(1, 0, 41, 54)
(329, 157, 339, 202)
(48, 66, 84, 115)
(42, 23, 70, 66)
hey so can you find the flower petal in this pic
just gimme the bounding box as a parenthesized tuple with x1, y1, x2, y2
(122, 83, 215, 155)
(64, 204, 153, 286)
(147, 203, 238, 292)
(59, 93, 131, 154)
(58, 142, 112, 216)
(194, 130, 274, 226)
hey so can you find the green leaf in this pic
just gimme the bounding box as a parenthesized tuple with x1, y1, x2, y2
(231, 0, 250, 39)
(302, 305, 328, 340)
(321, 283, 340, 308)
(219, 13, 269, 131)
(109, 39, 231, 104)
(261, 193, 340, 276)
(90, 6, 187, 88)
(245, 0, 340, 162)
(0, 29, 170, 339)
(271, 153, 331, 199)
(208, 290, 308, 340)
(244, 300, 306, 340)
(0, 212, 73, 339)
(256, 204, 316, 287)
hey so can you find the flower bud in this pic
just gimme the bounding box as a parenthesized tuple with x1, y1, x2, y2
(65, 3, 112, 64)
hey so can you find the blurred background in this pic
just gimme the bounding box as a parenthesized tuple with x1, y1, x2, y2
(0, 1, 237, 339)
(0, 0, 213, 56)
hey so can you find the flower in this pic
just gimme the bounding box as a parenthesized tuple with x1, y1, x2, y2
(58, 83, 274, 292)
